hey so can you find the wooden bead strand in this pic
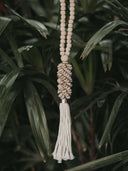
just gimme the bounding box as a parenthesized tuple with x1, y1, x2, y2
(60, 0, 75, 63)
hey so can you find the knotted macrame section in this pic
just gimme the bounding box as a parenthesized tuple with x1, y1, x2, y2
(57, 63, 72, 100)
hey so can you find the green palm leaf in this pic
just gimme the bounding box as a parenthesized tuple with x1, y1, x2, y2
(0, 17, 11, 36)
(81, 20, 128, 59)
(66, 150, 128, 171)
(0, 88, 20, 136)
(0, 69, 20, 136)
(0, 48, 17, 69)
(24, 81, 51, 162)
(5, 5, 48, 38)
(99, 92, 127, 148)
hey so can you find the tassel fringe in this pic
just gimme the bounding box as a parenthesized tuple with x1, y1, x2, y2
(53, 102, 74, 163)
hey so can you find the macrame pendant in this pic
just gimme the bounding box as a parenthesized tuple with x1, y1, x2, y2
(53, 0, 75, 163)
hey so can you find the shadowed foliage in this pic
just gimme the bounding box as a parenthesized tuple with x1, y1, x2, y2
(0, 0, 128, 171)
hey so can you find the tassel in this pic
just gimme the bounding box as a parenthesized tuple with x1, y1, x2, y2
(53, 100, 74, 163)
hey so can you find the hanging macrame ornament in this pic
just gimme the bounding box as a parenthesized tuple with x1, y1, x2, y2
(52, 0, 75, 163)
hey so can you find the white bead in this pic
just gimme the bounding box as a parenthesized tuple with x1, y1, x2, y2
(60, 27, 65, 31)
(70, 15, 75, 20)
(65, 52, 70, 56)
(61, 14, 66, 17)
(70, 12, 75, 16)
(70, 7, 75, 11)
(60, 47, 64, 51)
(61, 35, 65, 39)
(60, 52, 65, 56)
(69, 20, 73, 24)
(61, 19, 65, 22)
(70, 3, 75, 7)
(67, 35, 71, 39)
(61, 31, 66, 35)
(60, 23, 65, 27)
(60, 0, 65, 3)
(67, 32, 72, 36)
(60, 43, 64, 47)
(68, 23, 73, 28)
(60, 39, 65, 43)
(66, 47, 71, 51)
(61, 6, 66, 10)
(61, 11, 65, 15)
(61, 55, 68, 62)
(68, 28, 73, 32)
(67, 40, 71, 44)
(67, 43, 71, 48)
(70, 0, 75, 2)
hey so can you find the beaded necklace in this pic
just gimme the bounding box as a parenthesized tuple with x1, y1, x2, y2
(53, 0, 75, 163)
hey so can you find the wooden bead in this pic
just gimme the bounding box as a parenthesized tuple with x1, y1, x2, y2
(70, 0, 75, 2)
(60, 0, 65, 3)
(61, 35, 65, 39)
(68, 23, 73, 28)
(61, 55, 68, 62)
(61, 6, 66, 10)
(60, 11, 65, 15)
(70, 6, 75, 10)
(61, 15, 66, 19)
(65, 51, 70, 56)
(67, 40, 71, 44)
(68, 28, 73, 32)
(67, 35, 71, 39)
(60, 47, 64, 51)
(60, 52, 65, 56)
(66, 46, 71, 51)
(70, 11, 75, 16)
(67, 43, 71, 48)
(60, 39, 65, 43)
(70, 3, 75, 7)
(60, 23, 65, 27)
(67, 32, 72, 36)
(69, 20, 73, 24)
(60, 27, 65, 31)
(61, 19, 65, 23)
(70, 15, 75, 20)
(61, 31, 66, 35)
(60, 43, 64, 47)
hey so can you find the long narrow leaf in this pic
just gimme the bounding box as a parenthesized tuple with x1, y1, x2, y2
(0, 17, 11, 36)
(24, 82, 51, 161)
(66, 150, 128, 171)
(26, 19, 48, 39)
(0, 48, 17, 68)
(8, 34, 23, 67)
(81, 20, 128, 59)
(0, 69, 20, 97)
(99, 92, 127, 148)
(5, 5, 48, 38)
(31, 78, 59, 104)
(112, 158, 128, 171)
(0, 88, 20, 136)
(72, 59, 87, 93)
